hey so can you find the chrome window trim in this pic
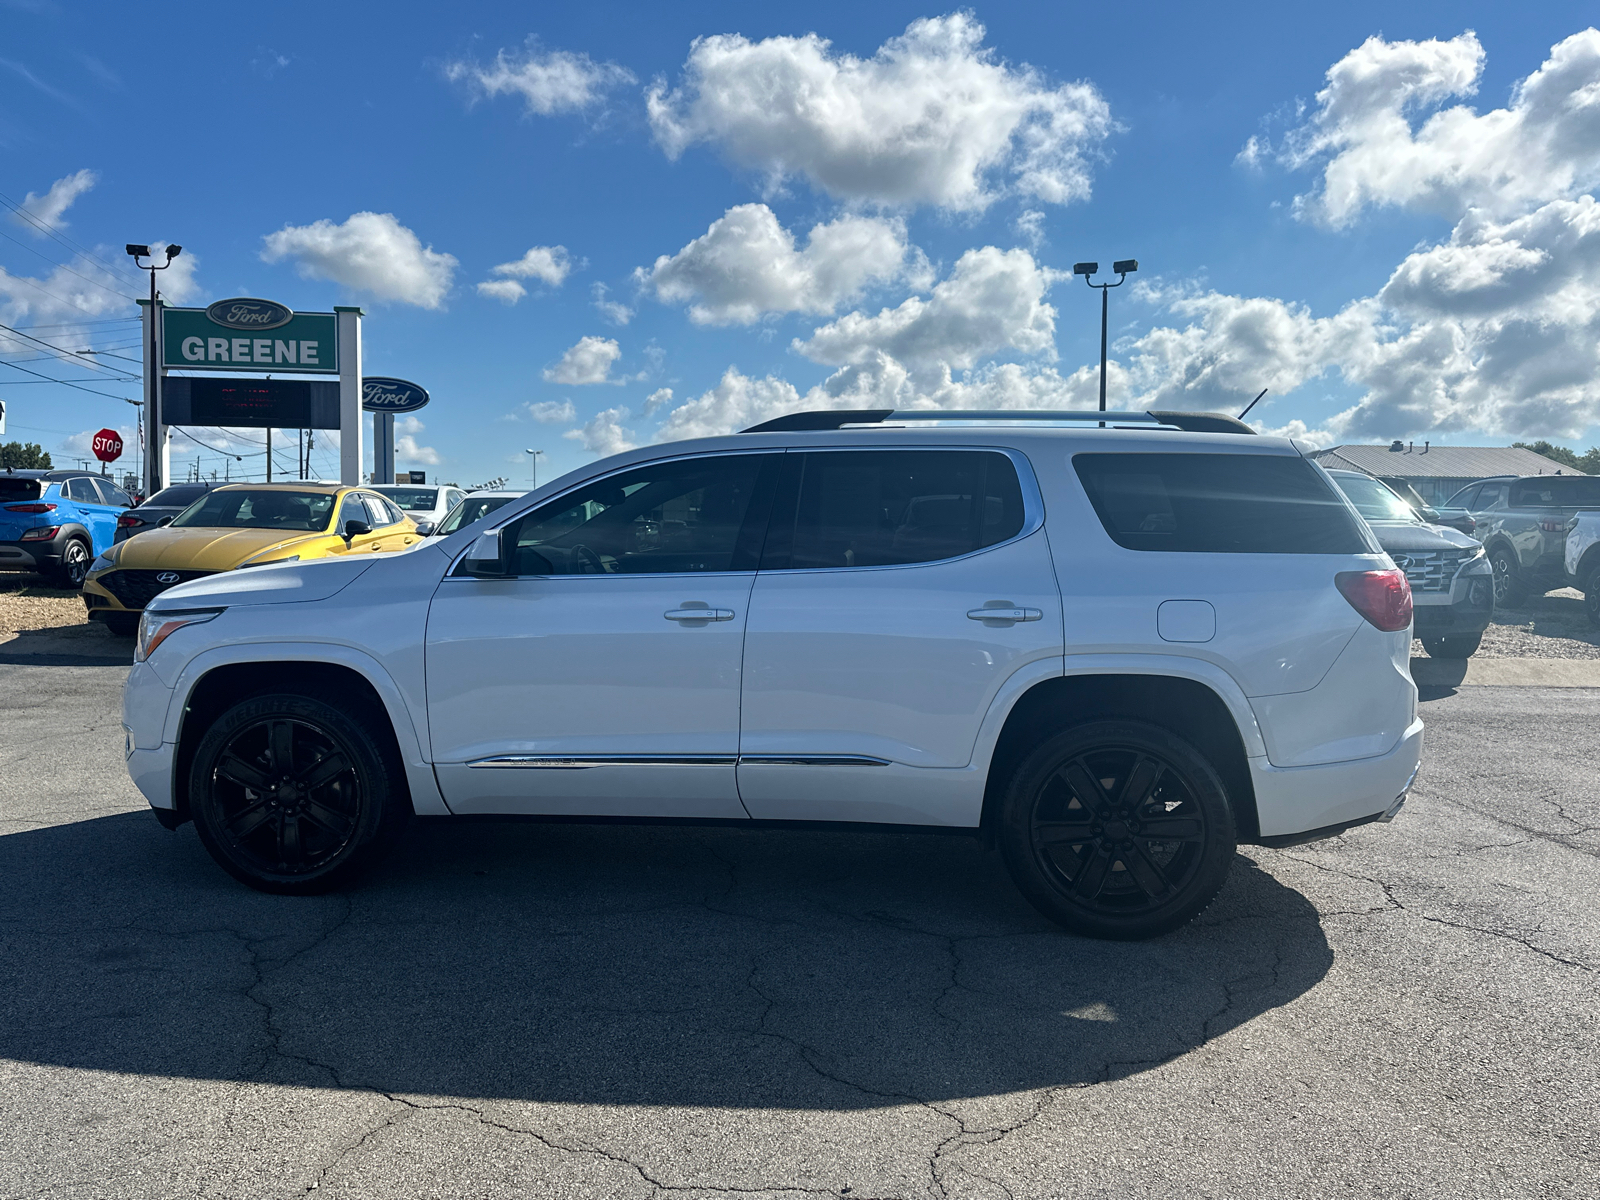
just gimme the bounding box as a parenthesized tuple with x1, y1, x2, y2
(443, 444, 1044, 580)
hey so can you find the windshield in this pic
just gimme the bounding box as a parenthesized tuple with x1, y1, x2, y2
(170, 489, 337, 532)
(143, 484, 211, 508)
(436, 494, 517, 535)
(1334, 474, 1419, 523)
(372, 487, 439, 511)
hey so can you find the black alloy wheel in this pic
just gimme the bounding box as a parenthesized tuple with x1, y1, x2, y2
(1585, 567, 1600, 628)
(1490, 547, 1526, 608)
(997, 720, 1236, 940)
(1421, 633, 1483, 659)
(54, 538, 91, 589)
(189, 693, 408, 894)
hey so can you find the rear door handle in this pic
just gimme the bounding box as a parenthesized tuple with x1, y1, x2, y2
(967, 606, 1042, 624)
(665, 607, 735, 623)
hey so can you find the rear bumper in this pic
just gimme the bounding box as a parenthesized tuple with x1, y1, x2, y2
(0, 541, 46, 571)
(1249, 717, 1424, 841)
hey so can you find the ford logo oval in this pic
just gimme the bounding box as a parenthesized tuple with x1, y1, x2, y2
(205, 297, 294, 331)
(156, 571, 181, 584)
(361, 376, 430, 414)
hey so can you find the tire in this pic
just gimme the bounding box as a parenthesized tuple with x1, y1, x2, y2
(103, 612, 139, 638)
(188, 692, 411, 894)
(1489, 546, 1527, 607)
(996, 720, 1237, 940)
(1421, 633, 1483, 658)
(1585, 567, 1600, 628)
(49, 537, 91, 590)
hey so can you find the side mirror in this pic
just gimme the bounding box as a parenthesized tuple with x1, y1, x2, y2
(460, 528, 508, 576)
(157, 516, 173, 527)
(342, 519, 372, 542)
(413, 519, 435, 536)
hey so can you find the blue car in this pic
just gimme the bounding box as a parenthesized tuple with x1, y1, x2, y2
(0, 468, 133, 589)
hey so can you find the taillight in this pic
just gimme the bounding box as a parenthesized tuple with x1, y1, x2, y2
(4, 503, 56, 514)
(1335, 569, 1413, 632)
(20, 526, 59, 542)
(117, 514, 145, 528)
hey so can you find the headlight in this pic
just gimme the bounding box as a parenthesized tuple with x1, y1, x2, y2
(90, 552, 115, 574)
(135, 608, 223, 662)
(237, 555, 300, 568)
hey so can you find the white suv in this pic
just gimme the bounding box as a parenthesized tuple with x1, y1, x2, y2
(122, 410, 1423, 939)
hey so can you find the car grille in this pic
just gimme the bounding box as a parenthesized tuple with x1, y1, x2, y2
(1391, 548, 1473, 593)
(97, 568, 214, 609)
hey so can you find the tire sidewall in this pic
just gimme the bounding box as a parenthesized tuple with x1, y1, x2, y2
(997, 719, 1237, 940)
(1490, 547, 1524, 606)
(55, 537, 90, 589)
(189, 692, 403, 894)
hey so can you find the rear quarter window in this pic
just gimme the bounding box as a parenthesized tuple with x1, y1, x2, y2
(1510, 477, 1600, 507)
(1073, 452, 1369, 554)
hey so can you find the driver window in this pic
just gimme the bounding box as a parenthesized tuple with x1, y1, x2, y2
(1479, 482, 1509, 510)
(499, 454, 774, 576)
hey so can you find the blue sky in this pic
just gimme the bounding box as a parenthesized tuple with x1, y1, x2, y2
(3, 0, 1599, 487)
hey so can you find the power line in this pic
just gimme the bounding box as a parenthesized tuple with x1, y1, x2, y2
(0, 355, 133, 399)
(0, 189, 149, 291)
(0, 318, 142, 377)
(0, 227, 139, 303)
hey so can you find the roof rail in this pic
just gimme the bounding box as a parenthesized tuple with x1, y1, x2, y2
(740, 409, 1256, 434)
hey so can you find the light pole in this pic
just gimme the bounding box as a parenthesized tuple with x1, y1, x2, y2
(126, 243, 181, 494)
(1072, 258, 1137, 412)
(525, 448, 545, 489)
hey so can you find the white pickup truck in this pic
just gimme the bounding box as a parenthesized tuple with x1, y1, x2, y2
(1565, 510, 1600, 625)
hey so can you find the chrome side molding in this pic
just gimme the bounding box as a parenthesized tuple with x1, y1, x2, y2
(467, 753, 893, 770)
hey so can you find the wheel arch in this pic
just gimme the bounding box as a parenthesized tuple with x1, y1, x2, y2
(168, 651, 446, 823)
(1577, 541, 1600, 589)
(978, 673, 1262, 844)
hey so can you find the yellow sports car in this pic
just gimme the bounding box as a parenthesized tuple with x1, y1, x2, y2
(82, 482, 422, 635)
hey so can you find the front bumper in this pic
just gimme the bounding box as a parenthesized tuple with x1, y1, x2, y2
(1249, 717, 1425, 842)
(1411, 566, 1493, 638)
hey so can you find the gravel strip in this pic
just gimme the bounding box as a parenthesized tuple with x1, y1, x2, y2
(1413, 588, 1600, 659)
(0, 579, 88, 634)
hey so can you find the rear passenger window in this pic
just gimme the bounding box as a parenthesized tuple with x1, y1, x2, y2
(1073, 453, 1367, 554)
(65, 478, 100, 503)
(770, 450, 1026, 569)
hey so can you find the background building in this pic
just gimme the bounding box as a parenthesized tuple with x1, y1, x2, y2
(1309, 443, 1573, 504)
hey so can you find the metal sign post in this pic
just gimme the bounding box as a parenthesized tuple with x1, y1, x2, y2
(336, 307, 364, 485)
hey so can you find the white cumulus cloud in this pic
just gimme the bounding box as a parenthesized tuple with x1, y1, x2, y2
(526, 399, 577, 423)
(1274, 29, 1600, 227)
(261, 212, 457, 309)
(592, 282, 633, 325)
(564, 405, 636, 456)
(12, 168, 96, 234)
(544, 335, 624, 385)
(446, 41, 634, 115)
(636, 203, 923, 325)
(476, 245, 571, 304)
(647, 14, 1113, 212)
(394, 415, 441, 466)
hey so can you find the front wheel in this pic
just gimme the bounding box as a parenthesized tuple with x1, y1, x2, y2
(189, 693, 410, 894)
(996, 720, 1237, 940)
(1490, 547, 1527, 607)
(103, 612, 139, 638)
(1584, 567, 1600, 628)
(1422, 632, 1483, 658)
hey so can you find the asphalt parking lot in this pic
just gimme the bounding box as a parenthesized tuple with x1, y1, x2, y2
(0, 625, 1596, 1199)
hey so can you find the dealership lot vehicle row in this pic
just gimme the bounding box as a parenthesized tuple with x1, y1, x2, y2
(0, 663, 1594, 1198)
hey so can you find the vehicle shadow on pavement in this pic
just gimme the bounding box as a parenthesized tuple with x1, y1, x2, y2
(0, 812, 1331, 1108)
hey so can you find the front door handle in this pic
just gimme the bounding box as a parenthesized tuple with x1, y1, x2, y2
(665, 607, 735, 623)
(967, 606, 1042, 624)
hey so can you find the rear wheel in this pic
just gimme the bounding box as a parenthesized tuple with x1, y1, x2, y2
(49, 537, 91, 590)
(1584, 566, 1600, 628)
(188, 693, 410, 894)
(996, 720, 1237, 940)
(1422, 633, 1483, 658)
(103, 612, 139, 638)
(1490, 546, 1527, 607)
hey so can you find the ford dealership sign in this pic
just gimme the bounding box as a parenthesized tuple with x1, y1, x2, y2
(362, 377, 430, 414)
(205, 297, 294, 331)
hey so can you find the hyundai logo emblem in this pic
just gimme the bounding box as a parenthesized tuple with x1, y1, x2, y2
(156, 571, 181, 584)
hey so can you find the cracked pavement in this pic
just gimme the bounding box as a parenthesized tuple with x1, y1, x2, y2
(0, 664, 1596, 1198)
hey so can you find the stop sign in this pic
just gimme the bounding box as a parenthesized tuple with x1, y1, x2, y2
(92, 428, 123, 463)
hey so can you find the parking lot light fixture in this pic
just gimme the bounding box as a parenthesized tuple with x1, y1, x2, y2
(1077, 258, 1138, 412)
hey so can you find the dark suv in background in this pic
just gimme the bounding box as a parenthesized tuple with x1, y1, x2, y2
(114, 482, 216, 543)
(1444, 475, 1600, 605)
